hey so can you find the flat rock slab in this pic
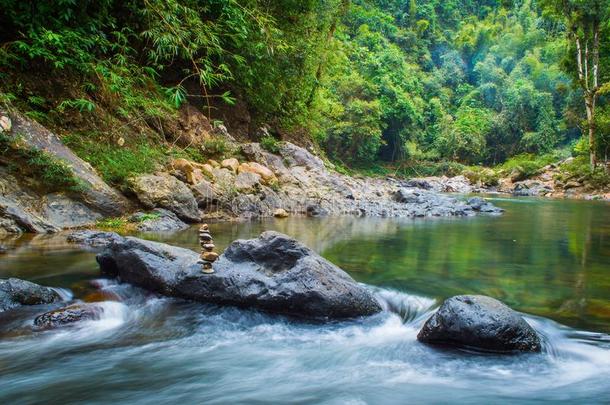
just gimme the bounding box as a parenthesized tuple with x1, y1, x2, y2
(417, 295, 541, 353)
(96, 231, 382, 319)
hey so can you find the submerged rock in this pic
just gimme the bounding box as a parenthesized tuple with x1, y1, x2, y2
(417, 295, 541, 353)
(0, 278, 62, 312)
(34, 303, 103, 328)
(96, 231, 382, 319)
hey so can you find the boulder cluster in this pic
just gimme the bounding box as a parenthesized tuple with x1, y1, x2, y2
(197, 224, 218, 273)
(3, 231, 543, 354)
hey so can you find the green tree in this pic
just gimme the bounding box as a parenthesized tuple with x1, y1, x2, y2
(539, 0, 610, 168)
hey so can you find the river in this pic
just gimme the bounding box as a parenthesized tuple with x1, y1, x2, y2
(0, 197, 609, 404)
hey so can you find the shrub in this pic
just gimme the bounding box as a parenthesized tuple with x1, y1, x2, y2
(260, 134, 280, 154)
(463, 167, 500, 186)
(202, 137, 231, 159)
(62, 133, 166, 187)
(0, 132, 87, 192)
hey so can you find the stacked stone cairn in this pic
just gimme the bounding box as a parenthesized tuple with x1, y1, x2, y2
(197, 224, 218, 274)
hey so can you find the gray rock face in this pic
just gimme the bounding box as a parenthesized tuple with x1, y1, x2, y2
(129, 208, 189, 232)
(96, 231, 382, 319)
(279, 143, 325, 170)
(0, 278, 62, 312)
(190, 180, 218, 208)
(3, 109, 131, 216)
(417, 295, 541, 353)
(129, 173, 200, 222)
(235, 172, 261, 191)
(0, 109, 131, 234)
(67, 230, 125, 248)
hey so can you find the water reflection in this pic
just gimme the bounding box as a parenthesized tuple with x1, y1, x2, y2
(0, 197, 609, 334)
(0, 197, 609, 403)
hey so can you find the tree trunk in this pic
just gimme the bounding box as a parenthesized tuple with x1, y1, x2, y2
(585, 96, 596, 169)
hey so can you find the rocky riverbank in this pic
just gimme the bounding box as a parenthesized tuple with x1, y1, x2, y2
(0, 109, 503, 235)
(401, 164, 610, 201)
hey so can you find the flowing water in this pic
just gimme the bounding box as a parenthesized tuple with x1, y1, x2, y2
(0, 197, 609, 404)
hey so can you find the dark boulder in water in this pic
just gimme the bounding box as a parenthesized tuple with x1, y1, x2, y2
(96, 231, 382, 319)
(34, 303, 104, 329)
(417, 295, 541, 353)
(0, 278, 62, 312)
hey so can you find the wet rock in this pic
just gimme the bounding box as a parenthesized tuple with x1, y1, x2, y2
(0, 278, 62, 312)
(67, 230, 124, 248)
(417, 295, 541, 353)
(34, 303, 103, 328)
(129, 173, 200, 222)
(467, 197, 503, 213)
(274, 208, 289, 218)
(96, 232, 382, 319)
(129, 208, 189, 232)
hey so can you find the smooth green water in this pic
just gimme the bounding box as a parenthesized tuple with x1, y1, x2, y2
(190, 197, 610, 332)
(1, 197, 608, 331)
(0, 197, 609, 404)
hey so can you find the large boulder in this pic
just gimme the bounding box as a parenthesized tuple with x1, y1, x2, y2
(96, 231, 382, 319)
(129, 173, 200, 222)
(417, 295, 541, 353)
(0, 278, 62, 312)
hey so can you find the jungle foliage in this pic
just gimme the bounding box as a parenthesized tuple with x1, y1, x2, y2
(0, 0, 608, 171)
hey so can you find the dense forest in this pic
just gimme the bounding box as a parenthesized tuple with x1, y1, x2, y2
(0, 0, 609, 183)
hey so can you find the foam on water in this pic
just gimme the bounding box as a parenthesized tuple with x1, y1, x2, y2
(0, 286, 609, 404)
